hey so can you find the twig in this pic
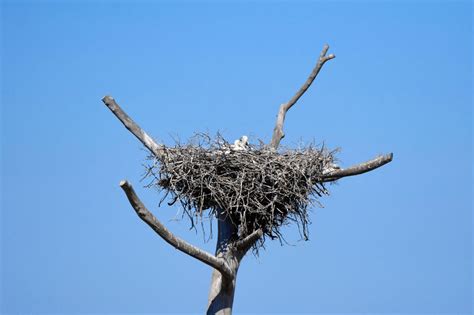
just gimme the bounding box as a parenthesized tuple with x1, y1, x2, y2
(119, 180, 234, 279)
(321, 153, 393, 182)
(270, 44, 335, 149)
(102, 96, 164, 158)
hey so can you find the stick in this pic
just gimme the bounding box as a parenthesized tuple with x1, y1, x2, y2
(102, 96, 164, 158)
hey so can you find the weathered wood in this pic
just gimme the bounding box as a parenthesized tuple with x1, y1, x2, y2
(321, 153, 393, 182)
(270, 44, 335, 149)
(207, 213, 255, 314)
(235, 229, 263, 252)
(102, 96, 165, 158)
(119, 180, 234, 279)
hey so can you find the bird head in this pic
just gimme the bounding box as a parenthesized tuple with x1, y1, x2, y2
(240, 135, 248, 146)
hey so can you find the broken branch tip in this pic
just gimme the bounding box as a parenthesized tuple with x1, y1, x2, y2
(102, 95, 114, 103)
(119, 180, 128, 187)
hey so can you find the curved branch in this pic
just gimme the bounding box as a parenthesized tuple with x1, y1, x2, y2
(234, 229, 263, 253)
(119, 180, 234, 280)
(102, 96, 164, 158)
(270, 44, 335, 149)
(321, 153, 393, 182)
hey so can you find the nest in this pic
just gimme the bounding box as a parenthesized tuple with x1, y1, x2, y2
(144, 134, 338, 250)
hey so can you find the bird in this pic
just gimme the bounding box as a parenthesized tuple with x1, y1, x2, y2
(215, 135, 249, 155)
(230, 135, 249, 151)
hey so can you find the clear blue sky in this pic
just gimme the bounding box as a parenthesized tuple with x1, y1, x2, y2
(1, 1, 472, 314)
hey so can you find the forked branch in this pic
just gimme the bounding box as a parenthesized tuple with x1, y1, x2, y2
(321, 153, 393, 182)
(234, 229, 263, 253)
(119, 180, 234, 280)
(270, 44, 335, 149)
(102, 96, 164, 158)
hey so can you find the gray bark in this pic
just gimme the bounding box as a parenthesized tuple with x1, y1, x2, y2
(119, 180, 234, 278)
(321, 153, 393, 182)
(270, 44, 335, 149)
(206, 214, 241, 315)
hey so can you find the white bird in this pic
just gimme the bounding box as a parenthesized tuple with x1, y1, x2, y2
(215, 136, 249, 155)
(231, 135, 249, 151)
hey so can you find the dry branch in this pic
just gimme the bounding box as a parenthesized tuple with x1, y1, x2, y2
(321, 153, 393, 182)
(119, 180, 234, 279)
(270, 44, 335, 149)
(102, 96, 164, 158)
(234, 229, 263, 252)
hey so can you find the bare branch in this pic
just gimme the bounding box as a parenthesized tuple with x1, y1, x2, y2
(119, 180, 234, 280)
(102, 96, 164, 158)
(270, 44, 335, 149)
(321, 153, 393, 182)
(234, 229, 263, 253)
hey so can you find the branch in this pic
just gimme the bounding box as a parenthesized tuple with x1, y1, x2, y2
(321, 153, 393, 182)
(270, 44, 335, 149)
(234, 229, 263, 253)
(102, 96, 164, 158)
(119, 180, 234, 279)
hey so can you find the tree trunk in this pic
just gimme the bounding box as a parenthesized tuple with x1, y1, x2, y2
(206, 214, 243, 315)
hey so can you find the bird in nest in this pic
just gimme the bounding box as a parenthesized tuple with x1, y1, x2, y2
(230, 135, 250, 151)
(217, 135, 250, 155)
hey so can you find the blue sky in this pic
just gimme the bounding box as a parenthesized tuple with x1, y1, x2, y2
(1, 1, 472, 314)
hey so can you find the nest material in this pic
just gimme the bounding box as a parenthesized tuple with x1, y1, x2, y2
(145, 134, 337, 249)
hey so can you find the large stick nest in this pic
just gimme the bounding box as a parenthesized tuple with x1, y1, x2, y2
(145, 134, 338, 250)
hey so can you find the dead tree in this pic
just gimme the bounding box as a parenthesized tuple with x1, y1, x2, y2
(101, 44, 393, 314)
